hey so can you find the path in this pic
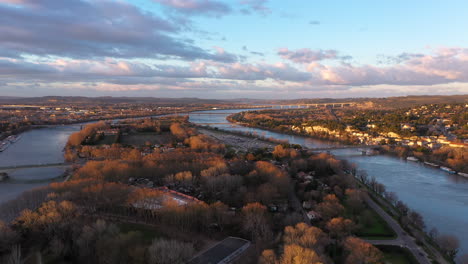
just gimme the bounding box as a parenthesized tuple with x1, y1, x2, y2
(364, 196, 431, 264)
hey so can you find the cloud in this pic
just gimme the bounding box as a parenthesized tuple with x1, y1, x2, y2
(377, 52, 425, 64)
(278, 48, 342, 63)
(308, 48, 468, 86)
(309, 20, 320, 25)
(153, 0, 232, 17)
(239, 0, 271, 15)
(0, 59, 56, 75)
(2, 44, 468, 98)
(0, 0, 235, 61)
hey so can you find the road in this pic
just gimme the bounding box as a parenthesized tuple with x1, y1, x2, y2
(364, 196, 431, 264)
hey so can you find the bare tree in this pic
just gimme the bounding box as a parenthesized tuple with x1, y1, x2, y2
(408, 211, 425, 230)
(147, 239, 194, 264)
(436, 234, 460, 260)
(242, 203, 272, 242)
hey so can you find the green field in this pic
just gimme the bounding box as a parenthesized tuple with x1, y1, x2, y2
(120, 132, 173, 146)
(96, 135, 118, 145)
(118, 222, 164, 243)
(355, 208, 397, 239)
(378, 245, 418, 264)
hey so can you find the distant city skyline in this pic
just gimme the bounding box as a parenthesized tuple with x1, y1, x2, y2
(1, 0, 468, 98)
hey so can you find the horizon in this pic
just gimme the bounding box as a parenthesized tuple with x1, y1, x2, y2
(1, 0, 468, 98)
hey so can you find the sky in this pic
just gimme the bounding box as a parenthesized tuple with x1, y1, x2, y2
(0, 0, 468, 99)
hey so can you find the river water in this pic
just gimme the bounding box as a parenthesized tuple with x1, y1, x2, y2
(1, 108, 467, 257)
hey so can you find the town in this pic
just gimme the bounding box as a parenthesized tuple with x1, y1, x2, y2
(230, 102, 468, 175)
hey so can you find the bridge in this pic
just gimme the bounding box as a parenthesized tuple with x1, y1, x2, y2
(306, 145, 379, 152)
(195, 123, 234, 125)
(0, 162, 72, 172)
(255, 102, 358, 109)
(190, 112, 241, 115)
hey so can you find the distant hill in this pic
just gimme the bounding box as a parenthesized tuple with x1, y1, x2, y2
(0, 96, 233, 106)
(0, 95, 466, 108)
(258, 95, 468, 108)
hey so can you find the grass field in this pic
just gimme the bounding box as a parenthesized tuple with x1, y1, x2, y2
(118, 222, 165, 243)
(355, 207, 397, 239)
(120, 132, 173, 146)
(378, 245, 418, 264)
(96, 135, 118, 145)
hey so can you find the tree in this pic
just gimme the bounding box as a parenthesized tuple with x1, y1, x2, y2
(0, 221, 19, 255)
(242, 203, 271, 242)
(316, 194, 344, 221)
(408, 211, 425, 230)
(283, 223, 329, 252)
(273, 145, 289, 159)
(147, 239, 194, 264)
(395, 200, 409, 215)
(259, 249, 278, 264)
(326, 217, 356, 240)
(170, 123, 188, 140)
(280, 244, 324, 264)
(343, 237, 383, 264)
(345, 189, 365, 214)
(436, 234, 460, 260)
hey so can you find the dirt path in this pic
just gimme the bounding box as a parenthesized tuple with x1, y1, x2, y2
(198, 128, 276, 151)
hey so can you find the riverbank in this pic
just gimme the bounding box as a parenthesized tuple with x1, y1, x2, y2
(227, 113, 359, 145)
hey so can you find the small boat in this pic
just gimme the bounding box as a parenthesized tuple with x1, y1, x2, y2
(0, 141, 10, 152)
(406, 156, 419, 162)
(424, 161, 439, 168)
(440, 166, 456, 174)
(457, 172, 468, 178)
(8, 135, 21, 143)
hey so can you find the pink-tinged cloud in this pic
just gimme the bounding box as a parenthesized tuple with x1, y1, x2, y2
(154, 0, 231, 16)
(240, 0, 271, 15)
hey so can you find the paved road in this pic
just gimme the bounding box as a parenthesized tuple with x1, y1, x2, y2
(364, 196, 431, 264)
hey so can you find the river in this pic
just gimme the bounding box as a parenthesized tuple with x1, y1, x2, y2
(1, 108, 467, 257)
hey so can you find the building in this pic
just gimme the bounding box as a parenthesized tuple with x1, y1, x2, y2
(188, 237, 251, 264)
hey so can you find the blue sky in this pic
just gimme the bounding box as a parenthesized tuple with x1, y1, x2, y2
(0, 0, 467, 98)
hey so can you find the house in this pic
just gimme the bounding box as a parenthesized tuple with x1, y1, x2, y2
(306, 211, 321, 221)
(302, 201, 313, 210)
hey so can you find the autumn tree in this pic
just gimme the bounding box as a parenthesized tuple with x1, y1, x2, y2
(259, 249, 278, 264)
(315, 194, 344, 221)
(280, 244, 325, 264)
(343, 237, 383, 264)
(283, 223, 330, 252)
(170, 123, 188, 140)
(326, 217, 356, 240)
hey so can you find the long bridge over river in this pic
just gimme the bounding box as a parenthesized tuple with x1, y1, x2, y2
(306, 145, 379, 152)
(256, 102, 358, 109)
(0, 163, 72, 172)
